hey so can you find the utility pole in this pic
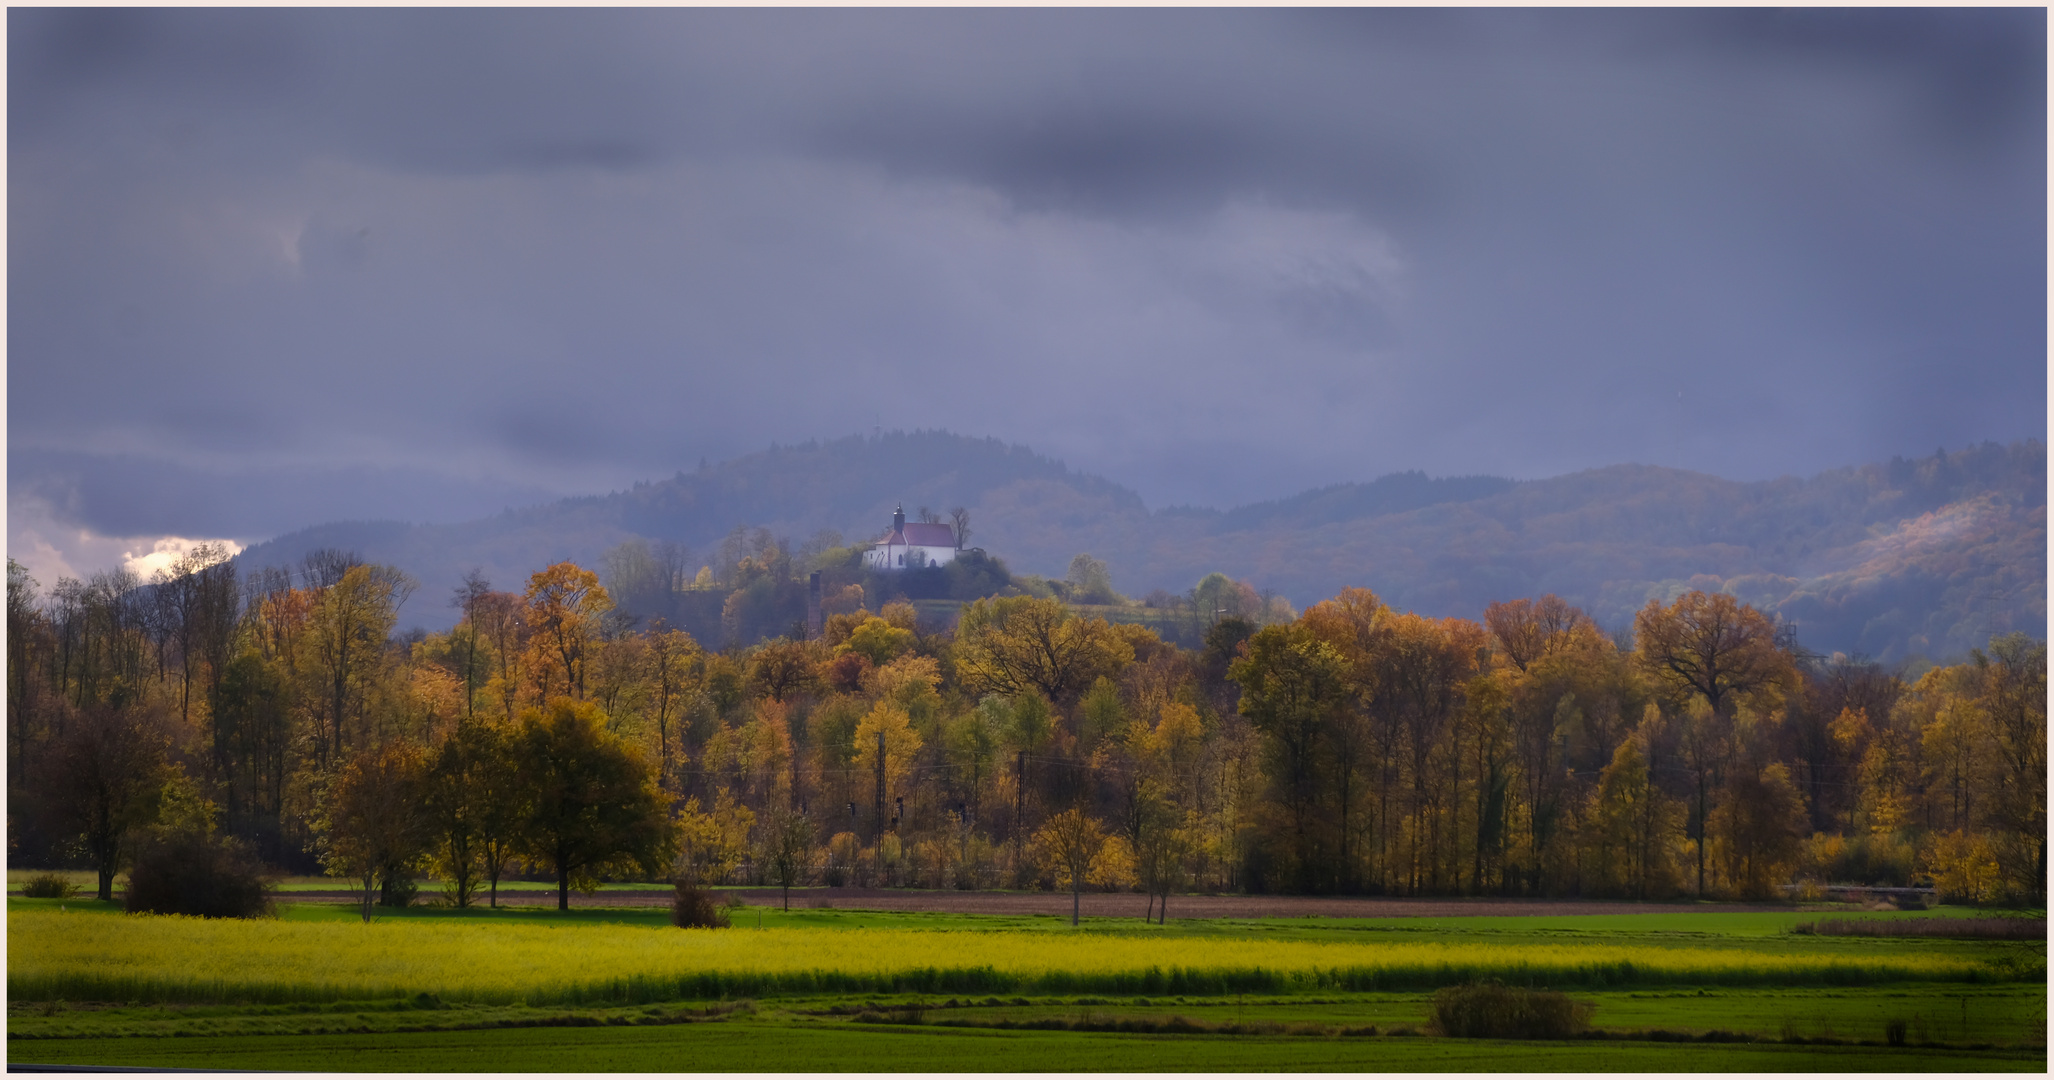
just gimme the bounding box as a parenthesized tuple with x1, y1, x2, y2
(1014, 750, 1026, 875)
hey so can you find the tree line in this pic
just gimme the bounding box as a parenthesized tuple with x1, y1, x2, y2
(7, 543, 2043, 911)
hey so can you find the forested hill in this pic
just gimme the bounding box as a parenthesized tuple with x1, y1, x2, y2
(236, 434, 2044, 662)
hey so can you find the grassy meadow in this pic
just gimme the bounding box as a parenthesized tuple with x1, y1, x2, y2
(7, 891, 2045, 1072)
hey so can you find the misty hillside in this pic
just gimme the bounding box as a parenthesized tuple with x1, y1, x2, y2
(237, 433, 2044, 662)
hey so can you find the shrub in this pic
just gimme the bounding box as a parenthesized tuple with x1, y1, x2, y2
(671, 880, 731, 929)
(379, 874, 419, 908)
(21, 873, 79, 899)
(1429, 982, 1592, 1039)
(124, 831, 273, 919)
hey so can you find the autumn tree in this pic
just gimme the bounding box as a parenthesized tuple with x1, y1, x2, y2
(747, 638, 826, 703)
(1297, 587, 1389, 891)
(1375, 613, 1488, 894)
(1585, 724, 1680, 899)
(1978, 633, 2047, 900)
(766, 806, 814, 910)
(673, 789, 756, 887)
(853, 700, 923, 840)
(469, 589, 528, 722)
(321, 739, 432, 921)
(955, 596, 1135, 707)
(516, 697, 669, 911)
(1496, 609, 1633, 896)
(1034, 806, 1108, 925)
(1484, 595, 1594, 673)
(1709, 762, 1808, 898)
(1914, 675, 1987, 836)
(839, 617, 915, 668)
(1634, 591, 1792, 897)
(1229, 622, 1348, 891)
(644, 627, 704, 791)
(1133, 791, 1188, 923)
(739, 698, 798, 808)
(524, 563, 614, 701)
(1634, 591, 1791, 720)
(307, 564, 414, 765)
(422, 717, 521, 908)
(1793, 654, 1904, 831)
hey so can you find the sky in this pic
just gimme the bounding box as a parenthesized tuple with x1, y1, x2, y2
(9, 8, 2046, 585)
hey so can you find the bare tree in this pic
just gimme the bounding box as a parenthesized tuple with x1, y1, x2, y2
(7, 559, 52, 782)
(948, 507, 971, 550)
(298, 549, 363, 590)
(156, 550, 235, 726)
(655, 540, 693, 594)
(451, 570, 493, 719)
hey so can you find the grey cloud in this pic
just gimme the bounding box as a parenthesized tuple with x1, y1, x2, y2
(9, 450, 560, 540)
(7, 7, 2042, 573)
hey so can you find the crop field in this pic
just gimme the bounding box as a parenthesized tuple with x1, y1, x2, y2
(8, 894, 2045, 1072)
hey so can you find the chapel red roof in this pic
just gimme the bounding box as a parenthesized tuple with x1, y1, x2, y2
(877, 522, 957, 548)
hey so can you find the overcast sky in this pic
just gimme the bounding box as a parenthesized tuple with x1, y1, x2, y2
(10, 8, 2045, 584)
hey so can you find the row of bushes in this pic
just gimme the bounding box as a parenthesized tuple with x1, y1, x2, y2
(19, 831, 273, 919)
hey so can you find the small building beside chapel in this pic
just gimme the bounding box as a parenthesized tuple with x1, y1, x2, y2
(864, 504, 959, 571)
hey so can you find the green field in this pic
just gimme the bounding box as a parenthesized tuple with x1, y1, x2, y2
(9, 895, 2044, 1072)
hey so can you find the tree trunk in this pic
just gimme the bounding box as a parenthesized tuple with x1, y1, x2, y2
(1695, 770, 1707, 899)
(362, 874, 375, 923)
(558, 873, 570, 912)
(1071, 884, 1080, 926)
(98, 867, 114, 902)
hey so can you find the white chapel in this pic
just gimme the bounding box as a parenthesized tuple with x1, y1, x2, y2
(863, 504, 959, 570)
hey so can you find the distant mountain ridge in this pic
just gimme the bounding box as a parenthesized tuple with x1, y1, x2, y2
(1206, 472, 1519, 535)
(235, 432, 2045, 663)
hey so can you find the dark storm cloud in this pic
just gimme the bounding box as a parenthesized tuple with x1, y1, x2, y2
(9, 8, 2044, 579)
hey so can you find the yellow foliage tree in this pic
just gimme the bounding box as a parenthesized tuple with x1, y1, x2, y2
(840, 617, 915, 667)
(1928, 829, 2001, 904)
(954, 596, 1135, 706)
(853, 700, 923, 796)
(1033, 806, 1108, 925)
(743, 699, 795, 806)
(673, 788, 756, 886)
(1089, 833, 1139, 891)
(523, 563, 613, 701)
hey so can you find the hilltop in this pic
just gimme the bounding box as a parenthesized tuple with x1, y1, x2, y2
(236, 433, 2044, 662)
